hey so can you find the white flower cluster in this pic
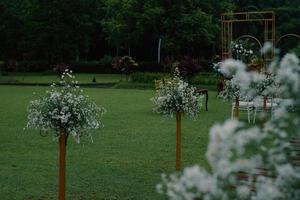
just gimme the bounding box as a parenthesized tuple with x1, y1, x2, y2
(158, 50, 300, 200)
(231, 41, 254, 61)
(219, 58, 277, 100)
(26, 69, 105, 143)
(151, 69, 201, 119)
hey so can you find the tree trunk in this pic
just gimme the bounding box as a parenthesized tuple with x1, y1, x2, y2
(75, 47, 79, 62)
(116, 46, 119, 57)
(128, 45, 131, 57)
(59, 131, 67, 200)
(176, 112, 182, 171)
(158, 38, 162, 63)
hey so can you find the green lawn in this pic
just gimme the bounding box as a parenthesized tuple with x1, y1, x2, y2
(0, 73, 121, 84)
(0, 86, 233, 199)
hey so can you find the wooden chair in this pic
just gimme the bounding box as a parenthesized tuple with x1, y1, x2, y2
(252, 96, 279, 123)
(231, 97, 255, 123)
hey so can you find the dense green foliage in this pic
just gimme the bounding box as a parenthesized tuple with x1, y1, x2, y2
(0, 86, 231, 199)
(0, 0, 299, 67)
(0, 73, 121, 84)
(130, 72, 170, 84)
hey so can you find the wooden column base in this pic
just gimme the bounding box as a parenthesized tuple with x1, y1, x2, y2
(176, 112, 182, 171)
(59, 132, 67, 200)
(235, 97, 240, 119)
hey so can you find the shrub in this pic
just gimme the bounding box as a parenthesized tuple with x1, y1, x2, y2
(8, 60, 49, 72)
(112, 56, 139, 81)
(69, 61, 113, 73)
(163, 56, 203, 77)
(99, 55, 113, 66)
(1, 59, 166, 73)
(53, 63, 68, 76)
(176, 56, 201, 77)
(137, 61, 164, 72)
(188, 73, 217, 86)
(130, 72, 170, 83)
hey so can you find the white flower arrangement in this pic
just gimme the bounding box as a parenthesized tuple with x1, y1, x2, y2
(26, 69, 105, 143)
(218, 58, 278, 100)
(250, 74, 278, 97)
(151, 68, 201, 119)
(157, 49, 300, 200)
(231, 40, 255, 63)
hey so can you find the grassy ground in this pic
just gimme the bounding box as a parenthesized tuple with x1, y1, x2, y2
(0, 86, 234, 200)
(0, 73, 121, 84)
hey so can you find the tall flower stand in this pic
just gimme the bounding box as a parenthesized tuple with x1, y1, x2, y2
(235, 97, 240, 119)
(59, 131, 67, 200)
(176, 112, 182, 171)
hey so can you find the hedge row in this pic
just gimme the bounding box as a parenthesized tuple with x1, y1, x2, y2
(189, 73, 218, 85)
(130, 72, 170, 83)
(1, 60, 165, 73)
(129, 72, 218, 86)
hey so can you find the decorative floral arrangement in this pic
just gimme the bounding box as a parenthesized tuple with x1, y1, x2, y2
(157, 47, 300, 200)
(218, 58, 277, 100)
(218, 59, 247, 100)
(251, 74, 278, 97)
(219, 77, 241, 100)
(151, 68, 201, 119)
(231, 40, 255, 63)
(26, 69, 106, 143)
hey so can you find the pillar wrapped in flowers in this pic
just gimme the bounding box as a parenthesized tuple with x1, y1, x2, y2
(26, 69, 105, 200)
(152, 68, 201, 170)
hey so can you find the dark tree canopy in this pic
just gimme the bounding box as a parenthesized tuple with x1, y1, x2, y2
(0, 0, 299, 68)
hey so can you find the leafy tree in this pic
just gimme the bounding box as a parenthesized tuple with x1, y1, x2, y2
(0, 0, 299, 70)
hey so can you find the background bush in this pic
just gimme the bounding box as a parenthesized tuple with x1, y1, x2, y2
(1, 60, 166, 74)
(129, 72, 218, 86)
(130, 72, 170, 83)
(188, 73, 218, 86)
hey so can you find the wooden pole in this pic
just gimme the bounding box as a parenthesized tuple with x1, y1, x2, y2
(235, 97, 240, 119)
(59, 131, 67, 200)
(263, 96, 267, 111)
(176, 112, 182, 171)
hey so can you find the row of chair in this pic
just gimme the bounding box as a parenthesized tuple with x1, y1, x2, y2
(231, 97, 284, 123)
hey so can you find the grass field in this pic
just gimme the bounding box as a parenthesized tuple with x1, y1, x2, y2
(0, 86, 232, 199)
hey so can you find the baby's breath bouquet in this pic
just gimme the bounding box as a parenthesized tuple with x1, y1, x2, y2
(152, 68, 201, 170)
(231, 40, 254, 63)
(152, 68, 201, 119)
(26, 69, 105, 143)
(26, 69, 105, 200)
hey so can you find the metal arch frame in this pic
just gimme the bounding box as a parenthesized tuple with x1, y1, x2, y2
(234, 34, 264, 62)
(221, 11, 276, 67)
(275, 33, 300, 47)
(235, 35, 263, 49)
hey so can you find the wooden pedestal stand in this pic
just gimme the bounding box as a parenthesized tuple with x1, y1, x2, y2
(176, 112, 182, 171)
(235, 97, 240, 119)
(59, 131, 67, 200)
(263, 96, 267, 111)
